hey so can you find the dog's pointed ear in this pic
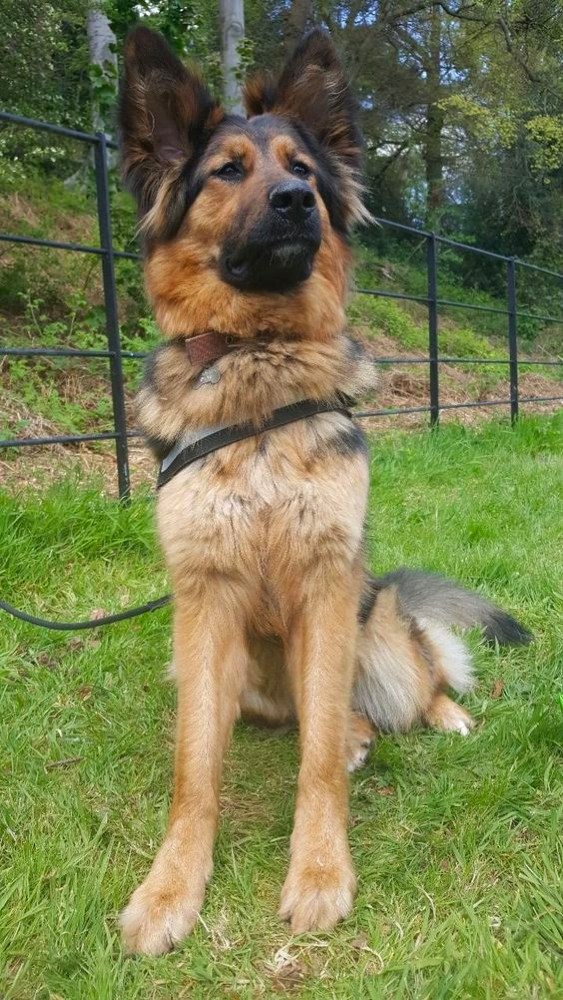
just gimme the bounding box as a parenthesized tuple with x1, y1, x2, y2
(119, 26, 223, 229)
(244, 30, 362, 176)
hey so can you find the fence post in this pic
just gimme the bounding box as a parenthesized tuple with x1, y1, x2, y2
(507, 256, 519, 425)
(94, 132, 130, 500)
(427, 232, 439, 427)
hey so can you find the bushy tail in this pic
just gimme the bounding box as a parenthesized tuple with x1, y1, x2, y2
(354, 568, 532, 733)
(363, 567, 532, 645)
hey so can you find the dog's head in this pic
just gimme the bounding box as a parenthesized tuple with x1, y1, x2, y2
(120, 27, 368, 339)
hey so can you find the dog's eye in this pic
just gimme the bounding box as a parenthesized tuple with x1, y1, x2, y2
(290, 161, 310, 177)
(215, 162, 242, 181)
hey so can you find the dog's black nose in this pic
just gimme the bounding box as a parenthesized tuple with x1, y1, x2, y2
(269, 181, 316, 220)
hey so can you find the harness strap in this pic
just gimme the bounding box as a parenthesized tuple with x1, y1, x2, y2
(157, 397, 353, 490)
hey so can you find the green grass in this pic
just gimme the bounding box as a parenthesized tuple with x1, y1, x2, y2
(1, 416, 562, 999)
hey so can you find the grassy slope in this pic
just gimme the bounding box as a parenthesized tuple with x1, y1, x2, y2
(1, 415, 562, 999)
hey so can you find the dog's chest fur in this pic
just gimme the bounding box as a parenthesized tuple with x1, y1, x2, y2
(138, 334, 376, 636)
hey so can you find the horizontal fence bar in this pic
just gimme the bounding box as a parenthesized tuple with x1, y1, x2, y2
(0, 431, 119, 448)
(437, 298, 509, 316)
(0, 232, 104, 255)
(372, 218, 511, 262)
(0, 232, 140, 260)
(2, 347, 560, 366)
(513, 310, 563, 325)
(373, 357, 511, 366)
(357, 288, 562, 322)
(434, 235, 509, 261)
(355, 394, 563, 419)
(373, 217, 563, 272)
(355, 404, 433, 418)
(0, 430, 144, 449)
(2, 346, 113, 359)
(357, 288, 430, 305)
(358, 287, 563, 323)
(115, 249, 141, 260)
(438, 357, 562, 366)
(372, 217, 432, 239)
(1, 347, 148, 360)
(0, 111, 117, 148)
(518, 394, 563, 404)
(515, 259, 563, 280)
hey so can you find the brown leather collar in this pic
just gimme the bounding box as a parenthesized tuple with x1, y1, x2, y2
(184, 331, 240, 371)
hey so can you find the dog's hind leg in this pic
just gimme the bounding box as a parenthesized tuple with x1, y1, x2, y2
(120, 580, 249, 955)
(423, 692, 474, 735)
(346, 712, 376, 771)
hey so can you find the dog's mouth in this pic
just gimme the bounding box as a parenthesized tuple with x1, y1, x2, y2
(220, 236, 321, 293)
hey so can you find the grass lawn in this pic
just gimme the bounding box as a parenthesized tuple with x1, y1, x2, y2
(1, 415, 562, 999)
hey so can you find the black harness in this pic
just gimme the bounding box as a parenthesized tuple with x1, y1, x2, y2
(157, 396, 353, 489)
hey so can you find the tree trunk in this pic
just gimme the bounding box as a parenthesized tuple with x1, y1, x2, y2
(87, 1, 117, 137)
(219, 0, 245, 115)
(284, 0, 313, 53)
(425, 5, 444, 223)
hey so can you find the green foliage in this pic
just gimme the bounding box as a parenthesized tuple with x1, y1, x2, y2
(107, 0, 223, 94)
(0, 0, 91, 173)
(526, 116, 563, 176)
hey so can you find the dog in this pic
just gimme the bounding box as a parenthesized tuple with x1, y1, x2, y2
(118, 26, 531, 955)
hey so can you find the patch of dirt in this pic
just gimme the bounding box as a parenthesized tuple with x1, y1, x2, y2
(357, 328, 561, 431)
(0, 441, 155, 496)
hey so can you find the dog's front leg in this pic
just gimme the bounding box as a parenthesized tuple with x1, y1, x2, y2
(280, 574, 358, 932)
(120, 584, 247, 955)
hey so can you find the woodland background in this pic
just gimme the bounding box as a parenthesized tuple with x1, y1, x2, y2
(2, 1, 563, 270)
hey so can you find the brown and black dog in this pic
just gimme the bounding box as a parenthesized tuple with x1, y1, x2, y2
(118, 27, 530, 954)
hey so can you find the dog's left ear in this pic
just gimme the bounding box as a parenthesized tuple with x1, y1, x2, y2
(244, 30, 368, 226)
(119, 26, 224, 237)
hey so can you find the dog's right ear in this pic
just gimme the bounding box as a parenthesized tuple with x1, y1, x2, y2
(119, 27, 223, 233)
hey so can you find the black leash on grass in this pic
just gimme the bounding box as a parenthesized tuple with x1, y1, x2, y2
(0, 595, 173, 631)
(0, 397, 353, 632)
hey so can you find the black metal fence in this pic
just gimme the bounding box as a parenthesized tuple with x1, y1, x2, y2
(1, 111, 562, 500)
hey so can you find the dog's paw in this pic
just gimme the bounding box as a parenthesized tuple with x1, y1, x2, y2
(279, 857, 356, 933)
(346, 713, 376, 772)
(120, 873, 206, 955)
(425, 694, 475, 736)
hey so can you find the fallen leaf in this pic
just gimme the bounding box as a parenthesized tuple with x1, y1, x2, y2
(264, 948, 307, 993)
(89, 608, 108, 621)
(351, 935, 369, 950)
(490, 679, 505, 699)
(36, 652, 58, 669)
(376, 785, 395, 797)
(76, 685, 92, 701)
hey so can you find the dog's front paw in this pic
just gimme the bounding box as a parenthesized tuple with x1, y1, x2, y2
(120, 870, 207, 955)
(279, 854, 356, 933)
